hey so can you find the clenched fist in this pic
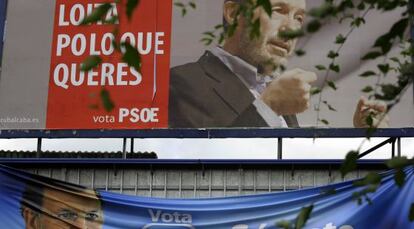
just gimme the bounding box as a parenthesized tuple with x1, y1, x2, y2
(353, 96, 389, 128)
(261, 68, 317, 116)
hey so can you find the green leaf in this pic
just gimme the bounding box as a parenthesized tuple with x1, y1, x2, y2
(181, 8, 187, 17)
(359, 71, 376, 77)
(80, 55, 102, 72)
(315, 65, 326, 71)
(386, 157, 410, 169)
(295, 49, 306, 56)
(364, 195, 373, 205)
(378, 64, 390, 74)
(374, 34, 392, 54)
(389, 57, 400, 64)
(410, 203, 414, 222)
(337, 0, 354, 11)
(362, 86, 373, 93)
(364, 184, 379, 193)
(327, 51, 339, 59)
(380, 84, 400, 100)
(279, 29, 304, 39)
(327, 80, 337, 90)
(394, 169, 406, 188)
(307, 20, 321, 33)
(203, 31, 216, 38)
(357, 2, 365, 10)
(308, 3, 334, 18)
(361, 51, 382, 60)
(335, 34, 347, 44)
(100, 89, 115, 112)
(365, 115, 373, 126)
(329, 63, 340, 73)
(354, 172, 381, 187)
(80, 3, 112, 25)
(357, 197, 362, 205)
(249, 18, 261, 39)
(352, 17, 365, 27)
(121, 42, 142, 72)
(200, 38, 213, 46)
(295, 205, 313, 229)
(323, 101, 337, 112)
(214, 24, 223, 30)
(126, 0, 140, 21)
(256, 0, 272, 17)
(320, 119, 329, 125)
(103, 16, 119, 24)
(226, 22, 238, 38)
(365, 173, 381, 185)
(389, 18, 409, 40)
(340, 151, 359, 178)
(173, 2, 184, 7)
(276, 220, 291, 229)
(189, 2, 196, 9)
(310, 87, 321, 95)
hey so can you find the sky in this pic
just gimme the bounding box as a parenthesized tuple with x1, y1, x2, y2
(0, 137, 413, 160)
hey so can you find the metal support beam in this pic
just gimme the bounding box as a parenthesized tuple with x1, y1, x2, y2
(397, 137, 401, 157)
(122, 138, 127, 159)
(277, 138, 283, 160)
(358, 137, 396, 159)
(36, 138, 42, 158)
(391, 138, 396, 158)
(130, 138, 134, 153)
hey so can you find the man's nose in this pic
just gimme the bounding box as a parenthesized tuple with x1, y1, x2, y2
(279, 14, 301, 33)
(72, 217, 87, 229)
(278, 17, 300, 42)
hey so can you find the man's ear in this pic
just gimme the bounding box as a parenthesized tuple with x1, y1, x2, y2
(223, 1, 240, 26)
(22, 207, 39, 229)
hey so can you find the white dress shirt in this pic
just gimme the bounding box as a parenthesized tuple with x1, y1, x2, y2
(210, 47, 288, 127)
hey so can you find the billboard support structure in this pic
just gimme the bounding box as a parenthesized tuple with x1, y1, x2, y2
(277, 138, 282, 160)
(0, 128, 412, 160)
(0, 128, 412, 139)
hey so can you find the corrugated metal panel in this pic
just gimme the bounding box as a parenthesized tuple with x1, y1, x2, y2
(26, 166, 382, 198)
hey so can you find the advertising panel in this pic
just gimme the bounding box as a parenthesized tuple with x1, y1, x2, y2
(1, 164, 414, 228)
(0, 0, 412, 130)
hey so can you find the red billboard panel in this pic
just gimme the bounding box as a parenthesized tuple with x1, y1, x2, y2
(47, 0, 171, 129)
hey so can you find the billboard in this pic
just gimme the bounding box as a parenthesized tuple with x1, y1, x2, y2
(1, 164, 414, 228)
(0, 0, 413, 130)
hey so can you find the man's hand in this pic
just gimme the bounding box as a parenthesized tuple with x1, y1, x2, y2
(353, 96, 389, 128)
(261, 68, 317, 115)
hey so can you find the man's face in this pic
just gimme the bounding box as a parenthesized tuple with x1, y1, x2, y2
(24, 188, 103, 229)
(233, 0, 306, 74)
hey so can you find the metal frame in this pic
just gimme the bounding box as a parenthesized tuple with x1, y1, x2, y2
(0, 158, 387, 167)
(357, 137, 398, 159)
(0, 128, 413, 138)
(1, 128, 413, 159)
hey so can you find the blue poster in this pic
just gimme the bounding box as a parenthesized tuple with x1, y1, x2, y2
(0, 164, 413, 229)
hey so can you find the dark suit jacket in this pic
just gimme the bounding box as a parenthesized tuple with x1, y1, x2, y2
(169, 51, 298, 128)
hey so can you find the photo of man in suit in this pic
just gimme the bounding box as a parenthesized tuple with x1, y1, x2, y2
(20, 176, 103, 229)
(169, 0, 388, 128)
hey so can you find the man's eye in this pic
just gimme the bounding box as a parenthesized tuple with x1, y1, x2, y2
(85, 212, 99, 221)
(57, 210, 78, 221)
(272, 6, 288, 14)
(295, 15, 304, 24)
